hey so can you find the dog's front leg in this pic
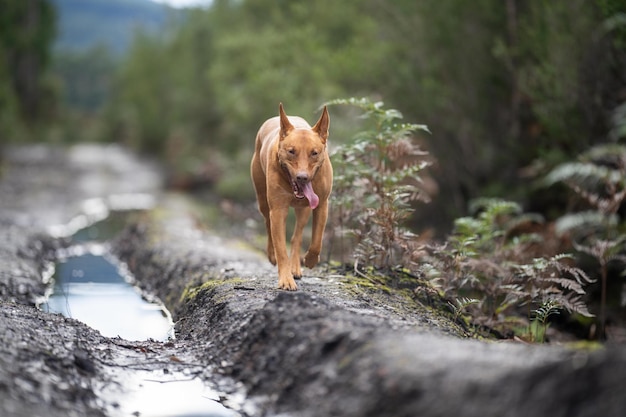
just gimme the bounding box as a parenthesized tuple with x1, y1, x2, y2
(304, 200, 328, 268)
(270, 206, 298, 290)
(291, 206, 312, 279)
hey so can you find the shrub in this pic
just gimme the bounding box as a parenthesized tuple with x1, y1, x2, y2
(544, 141, 626, 339)
(419, 198, 594, 341)
(324, 97, 432, 269)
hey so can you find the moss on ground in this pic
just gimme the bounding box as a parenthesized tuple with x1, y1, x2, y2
(179, 277, 246, 305)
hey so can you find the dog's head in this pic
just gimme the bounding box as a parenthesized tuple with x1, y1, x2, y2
(277, 103, 329, 209)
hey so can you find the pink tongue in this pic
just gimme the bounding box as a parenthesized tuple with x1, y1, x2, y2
(302, 182, 319, 209)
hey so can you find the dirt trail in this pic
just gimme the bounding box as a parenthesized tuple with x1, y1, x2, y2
(1, 145, 626, 417)
(114, 195, 626, 417)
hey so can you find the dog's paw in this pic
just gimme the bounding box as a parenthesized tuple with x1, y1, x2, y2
(303, 250, 320, 268)
(278, 277, 298, 291)
(292, 260, 303, 280)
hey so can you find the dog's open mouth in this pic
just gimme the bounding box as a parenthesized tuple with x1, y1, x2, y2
(291, 179, 319, 210)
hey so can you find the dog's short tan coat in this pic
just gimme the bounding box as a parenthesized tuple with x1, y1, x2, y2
(251, 103, 332, 290)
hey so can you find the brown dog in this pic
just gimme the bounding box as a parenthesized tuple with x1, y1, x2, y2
(251, 103, 332, 290)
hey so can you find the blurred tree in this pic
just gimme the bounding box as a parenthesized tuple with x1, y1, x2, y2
(205, 0, 384, 153)
(369, 0, 625, 231)
(369, 0, 510, 229)
(107, 0, 384, 154)
(103, 0, 625, 231)
(0, 0, 57, 141)
(105, 0, 386, 192)
(53, 46, 116, 112)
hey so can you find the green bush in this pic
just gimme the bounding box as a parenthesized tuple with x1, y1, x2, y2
(419, 198, 594, 341)
(325, 98, 431, 269)
(543, 120, 626, 339)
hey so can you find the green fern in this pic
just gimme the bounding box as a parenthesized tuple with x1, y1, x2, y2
(511, 254, 594, 318)
(544, 162, 623, 189)
(326, 97, 431, 269)
(530, 299, 562, 343)
(582, 143, 626, 163)
(554, 211, 619, 237)
(449, 297, 480, 321)
(543, 142, 626, 339)
(609, 101, 626, 141)
(532, 299, 561, 323)
(421, 199, 595, 341)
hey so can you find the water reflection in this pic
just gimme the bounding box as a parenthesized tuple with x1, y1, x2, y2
(42, 244, 174, 341)
(108, 370, 237, 417)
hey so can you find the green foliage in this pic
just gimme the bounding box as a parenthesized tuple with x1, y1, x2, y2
(55, 0, 620, 228)
(529, 300, 561, 343)
(0, 0, 58, 141)
(101, 0, 392, 186)
(540, 100, 626, 339)
(453, 198, 523, 254)
(544, 140, 626, 246)
(597, 0, 626, 48)
(509, 254, 594, 318)
(105, 1, 384, 154)
(53, 46, 117, 112)
(449, 297, 480, 322)
(325, 98, 431, 269)
(544, 144, 626, 222)
(420, 198, 593, 342)
(610, 101, 626, 141)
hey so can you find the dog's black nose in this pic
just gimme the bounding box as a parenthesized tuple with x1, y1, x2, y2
(296, 173, 309, 182)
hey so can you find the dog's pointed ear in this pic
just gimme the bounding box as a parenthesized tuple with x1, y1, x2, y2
(279, 103, 294, 141)
(312, 105, 330, 144)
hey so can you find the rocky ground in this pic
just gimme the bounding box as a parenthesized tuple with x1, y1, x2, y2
(1, 144, 626, 417)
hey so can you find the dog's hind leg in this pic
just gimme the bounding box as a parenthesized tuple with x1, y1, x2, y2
(260, 200, 276, 265)
(251, 155, 275, 265)
(291, 206, 311, 279)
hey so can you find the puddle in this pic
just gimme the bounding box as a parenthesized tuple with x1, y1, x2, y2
(39, 209, 249, 416)
(40, 211, 174, 341)
(41, 243, 174, 341)
(105, 370, 239, 417)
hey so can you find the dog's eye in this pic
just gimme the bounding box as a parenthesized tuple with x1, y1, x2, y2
(287, 148, 296, 156)
(311, 150, 319, 157)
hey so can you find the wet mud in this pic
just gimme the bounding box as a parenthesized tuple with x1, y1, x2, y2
(2, 144, 626, 417)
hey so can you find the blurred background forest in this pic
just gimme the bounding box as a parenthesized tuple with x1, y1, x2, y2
(2, 0, 626, 340)
(1, 0, 624, 232)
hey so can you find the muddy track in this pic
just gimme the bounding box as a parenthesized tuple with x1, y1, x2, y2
(2, 145, 626, 417)
(113, 197, 626, 417)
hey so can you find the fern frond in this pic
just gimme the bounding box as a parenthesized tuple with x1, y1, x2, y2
(322, 97, 376, 110)
(449, 297, 480, 320)
(554, 261, 595, 284)
(574, 237, 626, 265)
(396, 122, 431, 135)
(608, 103, 626, 141)
(532, 299, 561, 324)
(503, 213, 545, 233)
(468, 198, 522, 217)
(551, 253, 574, 262)
(544, 162, 622, 188)
(554, 211, 618, 236)
(558, 294, 595, 318)
(581, 143, 626, 166)
(542, 277, 586, 294)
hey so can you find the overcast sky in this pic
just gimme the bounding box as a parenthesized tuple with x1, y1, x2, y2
(151, 0, 212, 8)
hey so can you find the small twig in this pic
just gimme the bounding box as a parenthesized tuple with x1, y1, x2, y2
(233, 285, 256, 291)
(353, 260, 368, 278)
(142, 377, 198, 384)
